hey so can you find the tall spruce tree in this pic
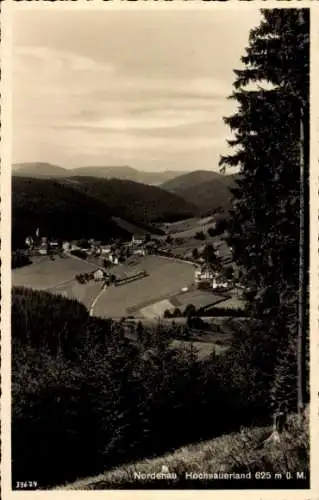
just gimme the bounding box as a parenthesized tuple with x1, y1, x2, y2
(219, 9, 309, 414)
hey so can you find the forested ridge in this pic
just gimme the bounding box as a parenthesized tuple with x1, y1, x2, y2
(12, 176, 196, 249)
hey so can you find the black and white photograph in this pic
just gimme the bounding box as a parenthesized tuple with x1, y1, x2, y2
(6, 4, 312, 492)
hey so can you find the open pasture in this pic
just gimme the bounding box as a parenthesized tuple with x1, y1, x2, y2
(50, 280, 103, 309)
(213, 296, 246, 310)
(163, 216, 215, 235)
(174, 289, 228, 310)
(12, 255, 97, 290)
(93, 255, 195, 318)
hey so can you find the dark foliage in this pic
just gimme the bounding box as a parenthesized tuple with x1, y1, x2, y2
(70, 250, 88, 260)
(12, 252, 32, 269)
(12, 176, 195, 250)
(65, 176, 197, 224)
(12, 288, 277, 488)
(194, 231, 206, 241)
(12, 177, 129, 250)
(219, 9, 309, 412)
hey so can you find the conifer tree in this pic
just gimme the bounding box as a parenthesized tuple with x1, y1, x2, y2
(219, 9, 309, 414)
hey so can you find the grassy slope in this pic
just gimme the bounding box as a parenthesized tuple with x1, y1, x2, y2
(58, 410, 309, 490)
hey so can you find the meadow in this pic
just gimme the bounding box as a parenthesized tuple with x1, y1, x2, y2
(93, 255, 195, 317)
(12, 255, 97, 290)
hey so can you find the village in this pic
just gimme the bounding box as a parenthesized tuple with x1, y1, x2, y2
(13, 217, 246, 320)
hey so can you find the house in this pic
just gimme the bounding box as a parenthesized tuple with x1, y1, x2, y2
(101, 246, 112, 255)
(93, 268, 105, 281)
(131, 234, 145, 246)
(212, 276, 229, 290)
(50, 241, 59, 249)
(62, 241, 71, 251)
(133, 248, 146, 256)
(25, 236, 33, 247)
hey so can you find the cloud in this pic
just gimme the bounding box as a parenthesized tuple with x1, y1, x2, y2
(12, 10, 258, 170)
(13, 46, 116, 78)
(13, 44, 234, 136)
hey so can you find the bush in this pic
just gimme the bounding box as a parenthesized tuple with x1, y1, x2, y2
(208, 227, 217, 237)
(183, 304, 197, 317)
(77, 239, 90, 249)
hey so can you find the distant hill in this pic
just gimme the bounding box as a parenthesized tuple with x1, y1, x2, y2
(161, 170, 238, 215)
(13, 162, 69, 178)
(12, 176, 197, 249)
(63, 176, 198, 224)
(71, 166, 187, 185)
(161, 170, 222, 192)
(12, 163, 188, 186)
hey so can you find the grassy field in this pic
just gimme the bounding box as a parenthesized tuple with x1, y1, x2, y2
(50, 280, 103, 309)
(215, 296, 246, 310)
(58, 410, 309, 490)
(12, 255, 97, 290)
(163, 216, 215, 235)
(174, 289, 228, 310)
(93, 255, 195, 318)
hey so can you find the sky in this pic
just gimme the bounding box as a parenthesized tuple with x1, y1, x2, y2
(12, 8, 261, 172)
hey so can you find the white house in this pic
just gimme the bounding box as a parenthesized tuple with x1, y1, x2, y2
(131, 234, 145, 246)
(133, 248, 146, 256)
(212, 278, 229, 290)
(101, 246, 112, 255)
(94, 269, 105, 281)
(25, 236, 33, 247)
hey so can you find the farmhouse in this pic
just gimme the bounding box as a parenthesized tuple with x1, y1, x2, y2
(107, 254, 119, 265)
(101, 245, 112, 255)
(25, 236, 33, 247)
(131, 234, 145, 246)
(194, 268, 229, 290)
(62, 241, 71, 251)
(133, 248, 146, 256)
(194, 269, 214, 285)
(93, 268, 105, 281)
(50, 240, 59, 249)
